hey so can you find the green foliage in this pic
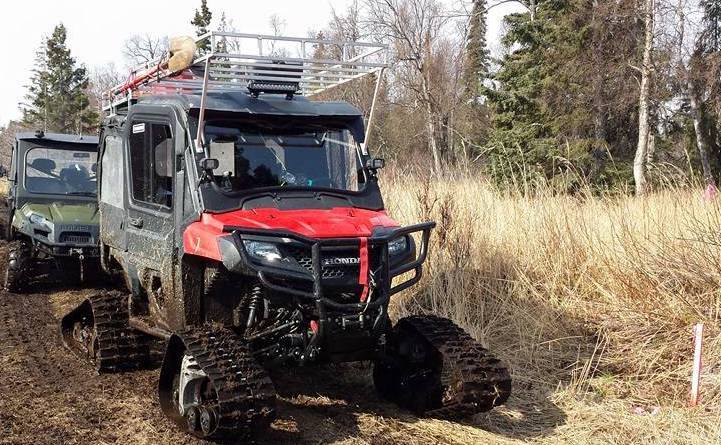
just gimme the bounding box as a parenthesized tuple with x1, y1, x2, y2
(191, 0, 213, 52)
(21, 24, 97, 134)
(483, 0, 639, 192)
(702, 0, 721, 53)
(462, 0, 489, 99)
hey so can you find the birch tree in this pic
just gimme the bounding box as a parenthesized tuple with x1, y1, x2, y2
(634, 0, 655, 195)
(363, 0, 452, 173)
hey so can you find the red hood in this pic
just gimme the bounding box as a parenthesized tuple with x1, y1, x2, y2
(183, 207, 399, 260)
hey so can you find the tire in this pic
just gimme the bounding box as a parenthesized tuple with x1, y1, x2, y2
(373, 315, 511, 419)
(5, 240, 32, 293)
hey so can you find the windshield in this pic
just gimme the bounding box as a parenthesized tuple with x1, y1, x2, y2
(25, 147, 97, 196)
(203, 123, 366, 193)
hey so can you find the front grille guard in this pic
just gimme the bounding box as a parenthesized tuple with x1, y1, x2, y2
(227, 222, 435, 314)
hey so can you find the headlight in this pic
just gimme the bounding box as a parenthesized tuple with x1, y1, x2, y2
(388, 236, 408, 256)
(242, 240, 282, 262)
(29, 213, 48, 226)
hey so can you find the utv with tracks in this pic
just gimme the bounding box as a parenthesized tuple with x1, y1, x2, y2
(4, 131, 99, 292)
(61, 33, 511, 440)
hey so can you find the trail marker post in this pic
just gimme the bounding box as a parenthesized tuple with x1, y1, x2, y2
(690, 323, 704, 407)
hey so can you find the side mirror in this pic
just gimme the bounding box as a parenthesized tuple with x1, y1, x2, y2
(366, 158, 385, 170)
(200, 157, 220, 171)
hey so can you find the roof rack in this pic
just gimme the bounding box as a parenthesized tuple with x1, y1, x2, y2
(106, 32, 388, 151)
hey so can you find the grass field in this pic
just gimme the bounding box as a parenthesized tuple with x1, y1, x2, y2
(381, 171, 721, 444)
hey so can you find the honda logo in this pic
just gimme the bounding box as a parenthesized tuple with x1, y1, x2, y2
(322, 257, 360, 266)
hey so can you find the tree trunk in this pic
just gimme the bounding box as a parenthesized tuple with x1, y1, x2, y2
(528, 0, 536, 21)
(421, 76, 442, 174)
(426, 101, 442, 174)
(634, 0, 654, 195)
(688, 78, 715, 185)
(590, 0, 607, 180)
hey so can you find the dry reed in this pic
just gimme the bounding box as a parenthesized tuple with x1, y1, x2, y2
(380, 169, 721, 444)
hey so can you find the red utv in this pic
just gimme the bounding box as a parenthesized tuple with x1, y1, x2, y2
(61, 32, 510, 440)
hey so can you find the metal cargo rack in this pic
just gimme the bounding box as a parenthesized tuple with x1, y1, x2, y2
(105, 31, 388, 149)
(110, 33, 383, 107)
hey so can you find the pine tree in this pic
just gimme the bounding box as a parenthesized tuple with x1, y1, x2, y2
(216, 11, 228, 53)
(483, 0, 641, 191)
(191, 0, 213, 52)
(701, 0, 721, 53)
(22, 24, 97, 134)
(22, 41, 50, 130)
(463, 0, 489, 99)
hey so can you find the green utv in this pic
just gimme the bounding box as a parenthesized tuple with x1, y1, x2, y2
(3, 131, 100, 292)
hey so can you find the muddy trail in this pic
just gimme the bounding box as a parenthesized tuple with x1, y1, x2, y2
(0, 237, 558, 445)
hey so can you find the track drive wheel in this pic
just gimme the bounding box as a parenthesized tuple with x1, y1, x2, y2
(60, 291, 156, 373)
(4, 240, 32, 293)
(158, 327, 276, 440)
(373, 315, 511, 419)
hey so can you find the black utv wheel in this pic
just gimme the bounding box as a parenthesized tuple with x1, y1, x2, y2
(373, 315, 512, 419)
(4, 240, 32, 293)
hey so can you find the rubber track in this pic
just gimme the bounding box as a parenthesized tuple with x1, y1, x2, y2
(175, 328, 276, 440)
(62, 291, 157, 373)
(399, 315, 512, 419)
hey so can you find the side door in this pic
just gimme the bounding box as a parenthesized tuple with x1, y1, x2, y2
(123, 107, 179, 299)
(99, 130, 127, 251)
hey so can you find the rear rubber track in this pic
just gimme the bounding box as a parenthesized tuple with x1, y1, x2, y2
(61, 291, 158, 373)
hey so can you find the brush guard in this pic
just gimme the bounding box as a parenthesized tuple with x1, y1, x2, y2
(225, 222, 433, 336)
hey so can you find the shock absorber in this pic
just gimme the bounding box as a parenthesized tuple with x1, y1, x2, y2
(246, 285, 263, 329)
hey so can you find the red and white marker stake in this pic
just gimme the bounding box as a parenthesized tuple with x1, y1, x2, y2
(690, 323, 704, 407)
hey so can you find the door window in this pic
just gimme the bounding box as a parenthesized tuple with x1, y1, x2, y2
(129, 121, 173, 208)
(101, 135, 124, 207)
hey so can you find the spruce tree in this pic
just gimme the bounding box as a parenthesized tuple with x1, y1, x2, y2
(191, 0, 213, 52)
(701, 0, 721, 53)
(216, 12, 228, 53)
(463, 0, 489, 99)
(483, 0, 641, 191)
(22, 24, 97, 134)
(22, 41, 50, 129)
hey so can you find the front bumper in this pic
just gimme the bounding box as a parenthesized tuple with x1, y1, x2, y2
(18, 221, 100, 258)
(35, 242, 100, 258)
(219, 222, 435, 310)
(220, 222, 435, 363)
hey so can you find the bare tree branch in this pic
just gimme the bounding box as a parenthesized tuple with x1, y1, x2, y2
(123, 34, 169, 66)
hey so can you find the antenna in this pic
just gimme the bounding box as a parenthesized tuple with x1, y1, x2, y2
(43, 41, 48, 134)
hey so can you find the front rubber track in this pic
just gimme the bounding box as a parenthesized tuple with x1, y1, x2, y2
(374, 314, 512, 419)
(158, 327, 277, 440)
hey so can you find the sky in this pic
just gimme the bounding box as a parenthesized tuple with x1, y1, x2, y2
(0, 0, 521, 127)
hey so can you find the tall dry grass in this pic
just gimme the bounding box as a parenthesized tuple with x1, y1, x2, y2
(381, 170, 721, 443)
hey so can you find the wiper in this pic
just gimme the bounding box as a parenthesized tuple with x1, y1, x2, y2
(65, 191, 96, 196)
